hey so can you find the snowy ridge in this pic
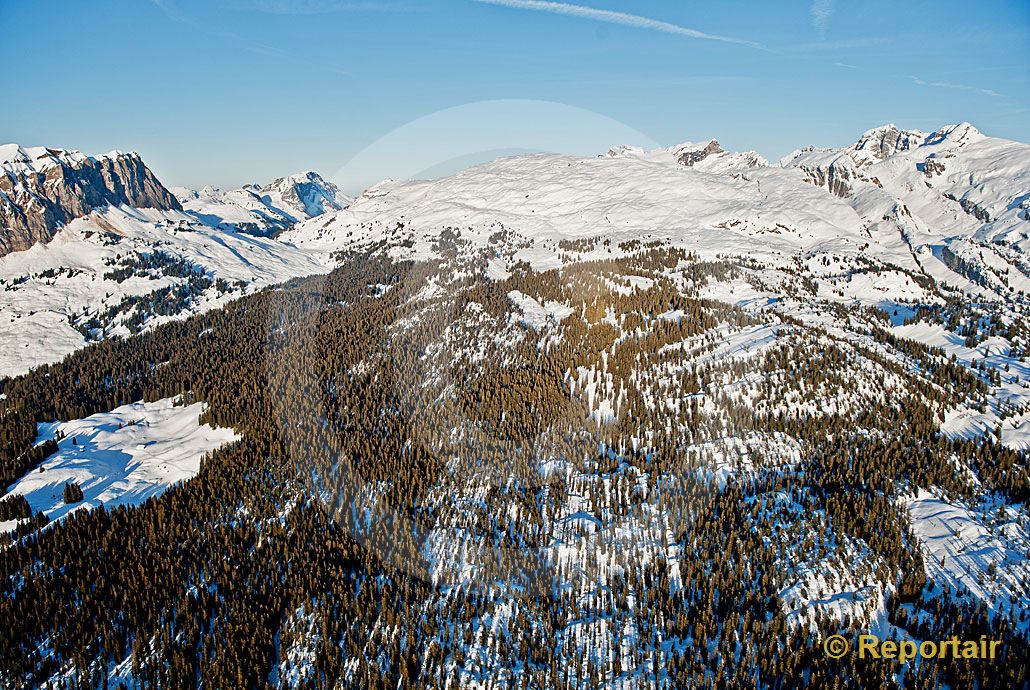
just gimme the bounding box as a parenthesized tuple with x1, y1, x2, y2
(173, 171, 349, 236)
(0, 144, 112, 175)
(606, 138, 768, 171)
(284, 122, 1030, 305)
(0, 205, 328, 376)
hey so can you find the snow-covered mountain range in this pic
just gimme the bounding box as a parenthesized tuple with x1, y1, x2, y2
(172, 171, 350, 236)
(286, 122, 1029, 302)
(0, 123, 1026, 378)
(1, 122, 1029, 688)
(0, 157, 350, 375)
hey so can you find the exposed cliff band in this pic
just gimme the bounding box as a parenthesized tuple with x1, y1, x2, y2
(0, 146, 181, 256)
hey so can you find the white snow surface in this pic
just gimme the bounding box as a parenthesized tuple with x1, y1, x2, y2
(172, 171, 350, 235)
(0, 150, 349, 379)
(508, 289, 573, 329)
(284, 122, 1030, 300)
(0, 144, 109, 174)
(4, 122, 1030, 388)
(0, 205, 328, 377)
(287, 149, 875, 268)
(0, 397, 239, 536)
(905, 488, 1030, 627)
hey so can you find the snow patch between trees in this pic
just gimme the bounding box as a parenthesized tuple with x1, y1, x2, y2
(0, 397, 239, 536)
(904, 488, 1030, 628)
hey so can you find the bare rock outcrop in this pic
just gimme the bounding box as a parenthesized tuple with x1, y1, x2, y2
(676, 139, 725, 167)
(850, 124, 926, 164)
(797, 154, 857, 198)
(0, 145, 181, 256)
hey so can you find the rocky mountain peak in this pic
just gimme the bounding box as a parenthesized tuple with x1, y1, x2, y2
(674, 139, 725, 167)
(606, 139, 764, 171)
(850, 124, 927, 163)
(0, 145, 180, 256)
(171, 171, 350, 238)
(261, 171, 350, 219)
(924, 122, 984, 148)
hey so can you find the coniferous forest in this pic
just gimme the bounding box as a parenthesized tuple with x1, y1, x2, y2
(1, 248, 1028, 689)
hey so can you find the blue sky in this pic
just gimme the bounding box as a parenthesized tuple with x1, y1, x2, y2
(2, 0, 1027, 191)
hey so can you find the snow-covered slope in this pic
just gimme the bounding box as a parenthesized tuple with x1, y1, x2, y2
(173, 171, 350, 236)
(277, 120, 1030, 484)
(3, 123, 1028, 386)
(784, 122, 1030, 256)
(0, 397, 238, 538)
(905, 488, 1030, 626)
(2, 123, 1028, 689)
(0, 205, 327, 377)
(284, 122, 1030, 303)
(287, 149, 882, 273)
(0, 150, 351, 377)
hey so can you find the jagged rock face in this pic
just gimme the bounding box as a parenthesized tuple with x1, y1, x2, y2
(262, 171, 348, 218)
(851, 124, 925, 162)
(920, 156, 947, 177)
(0, 146, 181, 256)
(798, 154, 856, 198)
(676, 139, 724, 167)
(781, 122, 1004, 207)
(732, 151, 768, 169)
(945, 192, 993, 223)
(605, 140, 766, 172)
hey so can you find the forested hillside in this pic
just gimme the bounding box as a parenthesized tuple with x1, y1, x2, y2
(1, 243, 1027, 688)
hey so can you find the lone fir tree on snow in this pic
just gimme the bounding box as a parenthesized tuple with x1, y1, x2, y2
(63, 482, 83, 504)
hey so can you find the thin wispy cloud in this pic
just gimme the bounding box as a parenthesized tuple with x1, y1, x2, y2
(472, 0, 763, 49)
(834, 61, 857, 69)
(910, 75, 1002, 98)
(810, 0, 834, 35)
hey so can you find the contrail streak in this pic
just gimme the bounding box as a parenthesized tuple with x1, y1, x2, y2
(473, 0, 763, 49)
